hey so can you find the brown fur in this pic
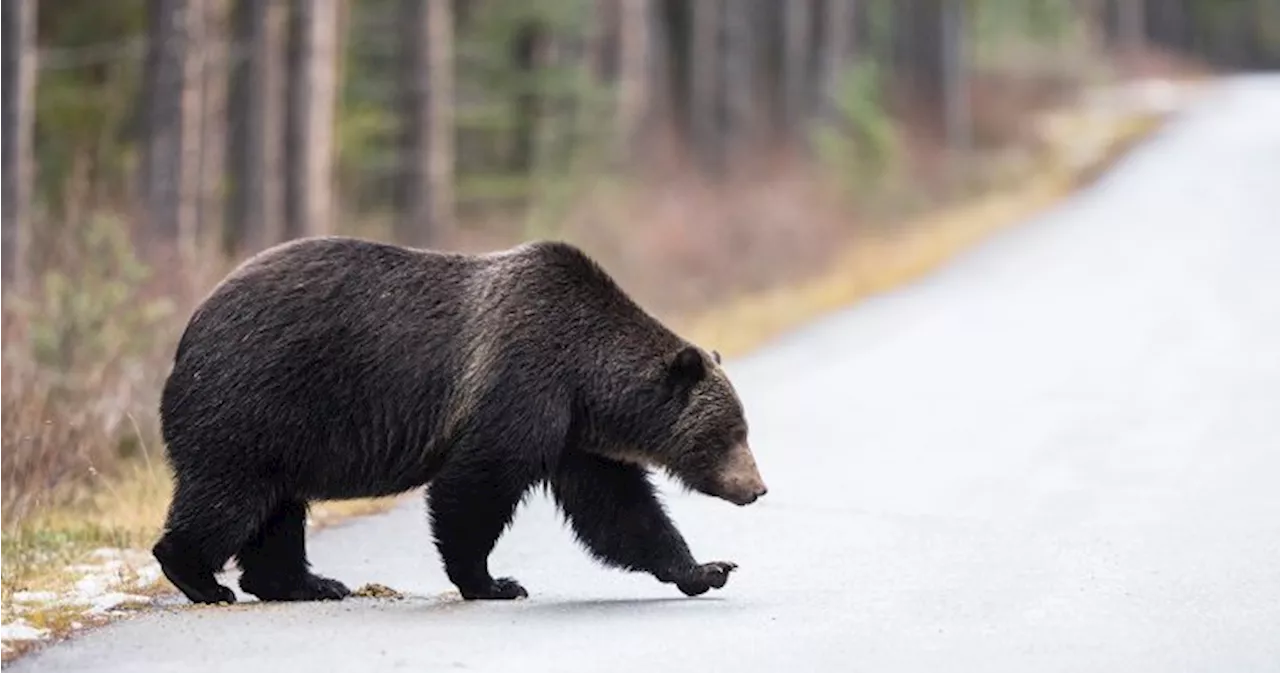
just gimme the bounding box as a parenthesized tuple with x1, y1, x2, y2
(153, 236, 767, 605)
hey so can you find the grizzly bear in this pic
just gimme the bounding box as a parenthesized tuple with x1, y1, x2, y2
(152, 236, 767, 605)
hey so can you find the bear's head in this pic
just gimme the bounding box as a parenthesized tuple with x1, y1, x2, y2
(597, 345, 768, 506)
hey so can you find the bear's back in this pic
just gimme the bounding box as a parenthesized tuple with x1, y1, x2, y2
(161, 238, 478, 464)
(178, 237, 469, 356)
(158, 236, 685, 488)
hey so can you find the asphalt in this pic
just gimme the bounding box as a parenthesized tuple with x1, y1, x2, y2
(11, 74, 1280, 673)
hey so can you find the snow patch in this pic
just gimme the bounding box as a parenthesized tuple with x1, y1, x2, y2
(11, 591, 59, 604)
(90, 592, 153, 615)
(2, 546, 164, 654)
(62, 548, 159, 613)
(1, 620, 48, 642)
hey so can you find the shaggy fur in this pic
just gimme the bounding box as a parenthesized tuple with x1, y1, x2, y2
(153, 236, 765, 605)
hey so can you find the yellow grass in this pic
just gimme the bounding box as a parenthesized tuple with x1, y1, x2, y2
(680, 110, 1164, 356)
(0, 93, 1171, 661)
(0, 460, 403, 661)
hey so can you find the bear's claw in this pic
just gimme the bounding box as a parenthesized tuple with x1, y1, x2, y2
(675, 561, 738, 597)
(460, 576, 528, 600)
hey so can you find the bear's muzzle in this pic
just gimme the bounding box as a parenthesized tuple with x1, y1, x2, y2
(716, 442, 768, 506)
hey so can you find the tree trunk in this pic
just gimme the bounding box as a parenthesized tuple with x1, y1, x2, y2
(820, 0, 855, 122)
(720, 0, 756, 166)
(285, 0, 342, 240)
(690, 0, 721, 172)
(901, 0, 945, 105)
(225, 0, 285, 256)
(142, 0, 203, 263)
(1076, 0, 1106, 54)
(1118, 0, 1146, 54)
(424, 0, 454, 240)
(586, 0, 616, 83)
(396, 0, 454, 248)
(647, 0, 678, 144)
(941, 0, 970, 162)
(198, 0, 230, 251)
(615, 0, 651, 159)
(2, 0, 37, 288)
(538, 20, 581, 177)
(178, 0, 206, 262)
(782, 0, 812, 133)
(508, 20, 545, 175)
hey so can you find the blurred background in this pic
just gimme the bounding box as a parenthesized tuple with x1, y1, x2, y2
(2, 0, 1279, 592)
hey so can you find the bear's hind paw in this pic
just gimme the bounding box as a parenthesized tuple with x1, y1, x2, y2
(459, 577, 528, 600)
(240, 572, 352, 602)
(184, 583, 238, 605)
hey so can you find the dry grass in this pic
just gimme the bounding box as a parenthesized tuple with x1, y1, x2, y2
(0, 79, 1178, 661)
(680, 109, 1166, 357)
(0, 457, 405, 662)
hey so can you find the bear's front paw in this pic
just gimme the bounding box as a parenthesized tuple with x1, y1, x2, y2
(675, 561, 738, 597)
(459, 576, 528, 600)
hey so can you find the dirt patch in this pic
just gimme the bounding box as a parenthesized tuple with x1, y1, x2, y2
(352, 583, 407, 600)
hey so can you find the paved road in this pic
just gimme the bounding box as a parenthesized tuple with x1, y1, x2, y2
(15, 75, 1280, 673)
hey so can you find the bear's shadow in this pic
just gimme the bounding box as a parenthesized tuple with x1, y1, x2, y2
(504, 595, 728, 616)
(385, 593, 727, 616)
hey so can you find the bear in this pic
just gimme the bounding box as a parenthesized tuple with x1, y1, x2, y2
(152, 235, 768, 605)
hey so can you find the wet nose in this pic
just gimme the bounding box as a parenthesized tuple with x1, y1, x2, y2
(740, 486, 767, 505)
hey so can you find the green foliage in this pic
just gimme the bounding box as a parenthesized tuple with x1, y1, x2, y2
(1264, 5, 1280, 51)
(333, 100, 399, 214)
(15, 216, 172, 378)
(969, 0, 1078, 43)
(337, 0, 614, 226)
(522, 61, 619, 238)
(33, 0, 147, 212)
(862, 0, 898, 63)
(459, 0, 617, 232)
(811, 61, 902, 201)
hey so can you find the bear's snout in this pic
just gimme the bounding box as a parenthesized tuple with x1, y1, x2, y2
(716, 442, 768, 506)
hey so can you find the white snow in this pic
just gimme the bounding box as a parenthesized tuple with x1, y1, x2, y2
(1, 546, 163, 652)
(10, 592, 59, 604)
(1, 620, 49, 642)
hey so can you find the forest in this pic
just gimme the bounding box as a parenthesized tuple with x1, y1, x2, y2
(7, 1, 1278, 280)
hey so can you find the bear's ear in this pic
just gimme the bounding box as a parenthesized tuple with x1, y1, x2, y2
(668, 346, 708, 386)
(711, 350, 722, 365)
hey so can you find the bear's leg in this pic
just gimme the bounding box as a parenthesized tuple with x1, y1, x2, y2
(551, 451, 738, 597)
(153, 479, 268, 605)
(236, 499, 351, 602)
(427, 462, 534, 600)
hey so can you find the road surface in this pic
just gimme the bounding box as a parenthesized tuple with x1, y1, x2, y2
(13, 75, 1280, 673)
